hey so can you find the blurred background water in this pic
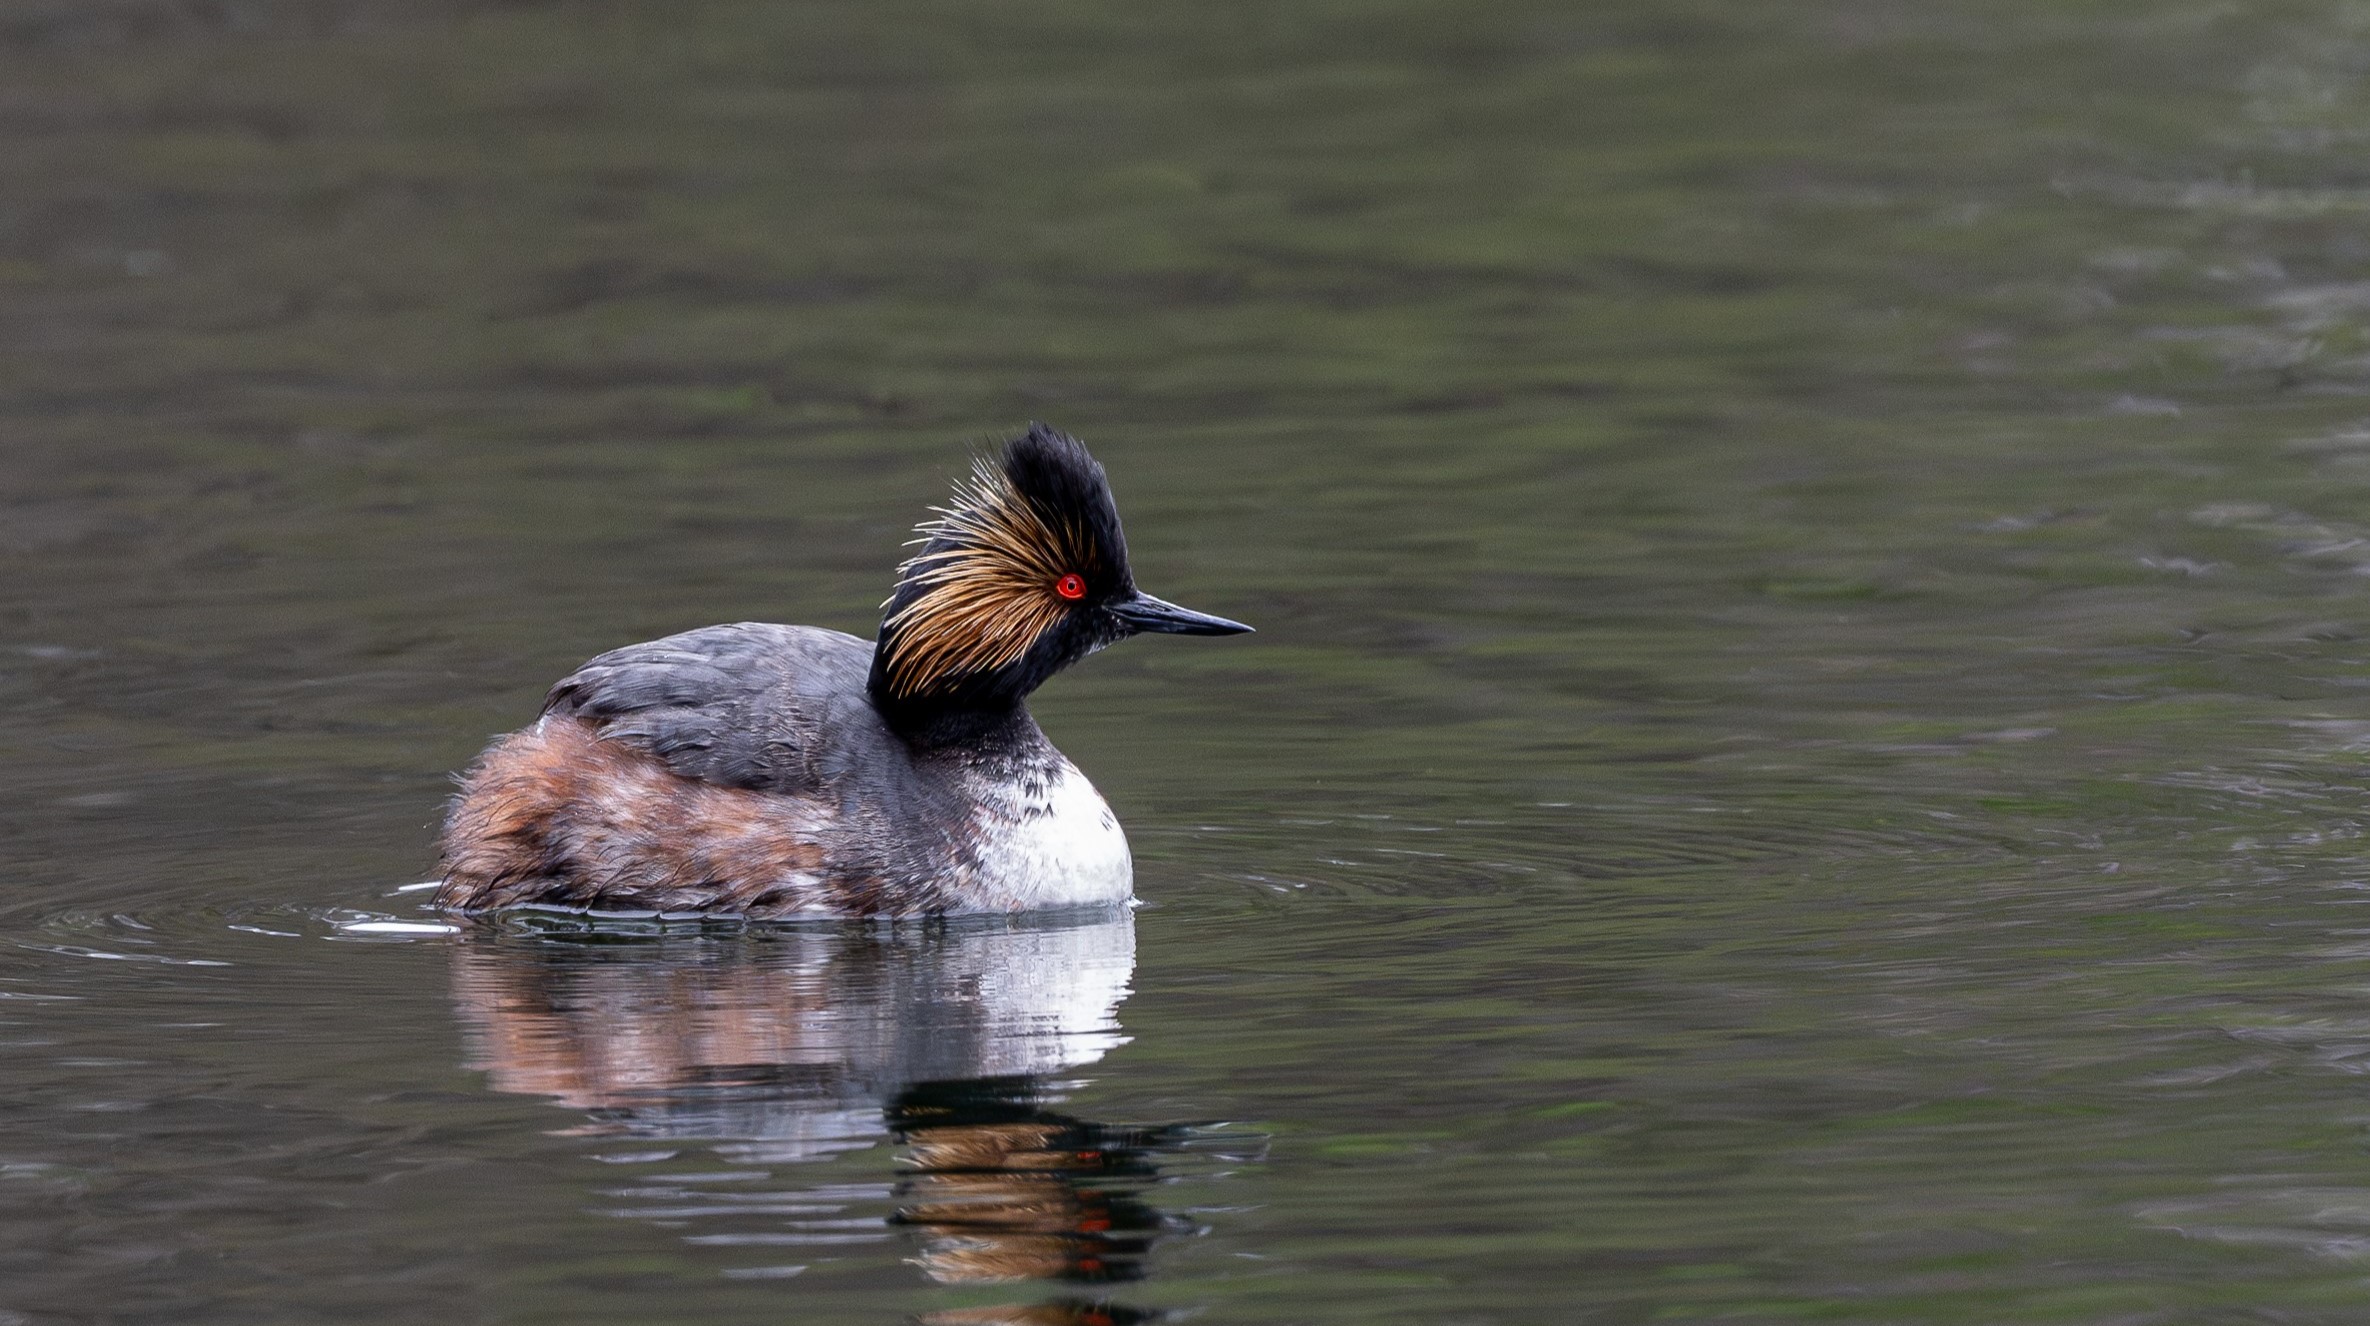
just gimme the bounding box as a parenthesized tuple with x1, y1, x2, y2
(15, 0, 2370, 1321)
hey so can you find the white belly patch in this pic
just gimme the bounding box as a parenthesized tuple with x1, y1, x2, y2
(968, 762, 1134, 911)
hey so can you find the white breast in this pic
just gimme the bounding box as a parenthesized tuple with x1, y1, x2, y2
(966, 760, 1134, 911)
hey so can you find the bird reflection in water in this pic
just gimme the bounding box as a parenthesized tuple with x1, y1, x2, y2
(447, 908, 1255, 1321)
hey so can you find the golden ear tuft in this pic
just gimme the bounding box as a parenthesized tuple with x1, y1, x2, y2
(879, 459, 1097, 698)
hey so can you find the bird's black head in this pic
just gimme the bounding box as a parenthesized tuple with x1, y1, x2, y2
(868, 424, 1250, 740)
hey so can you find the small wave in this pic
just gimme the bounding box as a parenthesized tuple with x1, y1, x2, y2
(4, 895, 462, 976)
(332, 919, 461, 938)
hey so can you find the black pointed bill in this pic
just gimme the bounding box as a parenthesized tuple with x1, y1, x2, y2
(1110, 592, 1253, 636)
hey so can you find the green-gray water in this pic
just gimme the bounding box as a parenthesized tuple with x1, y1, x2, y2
(12, 1, 2370, 1320)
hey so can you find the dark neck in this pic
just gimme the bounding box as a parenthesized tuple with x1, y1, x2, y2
(867, 685, 1042, 754)
(866, 627, 1061, 753)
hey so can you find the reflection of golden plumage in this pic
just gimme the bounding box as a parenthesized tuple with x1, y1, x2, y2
(441, 913, 1241, 1324)
(904, 1170, 1091, 1233)
(906, 1121, 1093, 1172)
(915, 1301, 1155, 1326)
(912, 1230, 1084, 1286)
(889, 1105, 1169, 1286)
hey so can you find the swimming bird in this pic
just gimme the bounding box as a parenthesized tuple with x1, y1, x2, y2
(434, 424, 1250, 917)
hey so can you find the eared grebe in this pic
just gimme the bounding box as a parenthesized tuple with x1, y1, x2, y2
(434, 424, 1250, 917)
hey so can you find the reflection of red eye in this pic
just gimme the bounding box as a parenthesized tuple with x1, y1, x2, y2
(1055, 573, 1087, 601)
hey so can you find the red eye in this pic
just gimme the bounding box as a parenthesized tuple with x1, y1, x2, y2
(1054, 573, 1088, 601)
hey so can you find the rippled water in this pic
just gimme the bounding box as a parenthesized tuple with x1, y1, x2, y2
(19, 1, 2370, 1321)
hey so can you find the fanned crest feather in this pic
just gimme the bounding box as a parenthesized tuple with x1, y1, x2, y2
(876, 433, 1118, 700)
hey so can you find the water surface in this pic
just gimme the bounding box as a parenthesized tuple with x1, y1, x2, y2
(11, 1, 2370, 1321)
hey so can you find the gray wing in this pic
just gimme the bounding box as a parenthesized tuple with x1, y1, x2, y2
(541, 622, 876, 793)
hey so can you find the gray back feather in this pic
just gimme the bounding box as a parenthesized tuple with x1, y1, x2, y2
(542, 622, 880, 794)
